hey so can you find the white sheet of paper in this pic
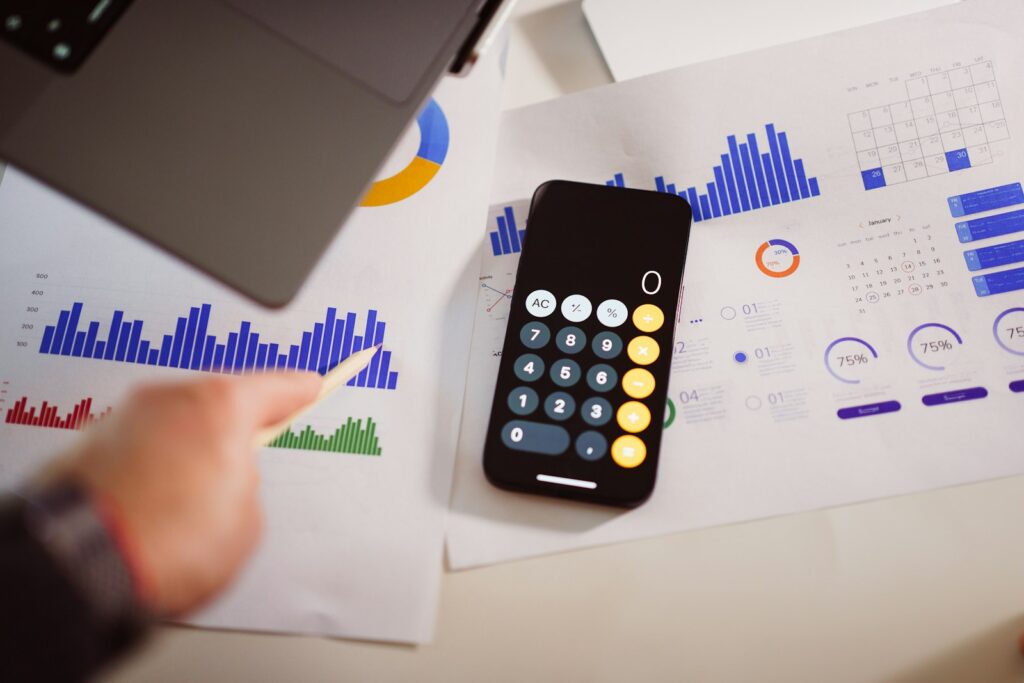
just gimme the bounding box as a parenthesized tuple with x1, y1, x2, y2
(447, 0, 1024, 570)
(0, 55, 503, 643)
(583, 0, 960, 82)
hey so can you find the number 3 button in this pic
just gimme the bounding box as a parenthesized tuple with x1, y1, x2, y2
(581, 397, 612, 426)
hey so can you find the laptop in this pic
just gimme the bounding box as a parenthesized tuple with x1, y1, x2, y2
(0, 0, 511, 306)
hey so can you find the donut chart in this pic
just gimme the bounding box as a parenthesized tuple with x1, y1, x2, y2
(907, 322, 963, 371)
(824, 336, 878, 384)
(755, 239, 800, 277)
(993, 307, 1024, 356)
(360, 98, 449, 207)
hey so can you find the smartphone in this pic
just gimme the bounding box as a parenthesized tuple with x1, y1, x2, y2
(482, 180, 692, 507)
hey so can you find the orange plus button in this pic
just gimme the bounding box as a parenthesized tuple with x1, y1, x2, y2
(627, 335, 660, 365)
(611, 435, 647, 468)
(616, 400, 651, 433)
(622, 368, 655, 399)
(632, 304, 664, 332)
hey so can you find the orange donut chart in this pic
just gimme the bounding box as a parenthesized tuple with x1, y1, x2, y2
(755, 238, 800, 278)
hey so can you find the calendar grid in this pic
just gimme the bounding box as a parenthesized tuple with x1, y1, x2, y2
(848, 61, 1010, 191)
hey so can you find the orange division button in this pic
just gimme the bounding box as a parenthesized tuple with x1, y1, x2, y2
(632, 304, 664, 333)
(616, 400, 652, 433)
(627, 335, 660, 365)
(622, 368, 655, 399)
(611, 435, 647, 468)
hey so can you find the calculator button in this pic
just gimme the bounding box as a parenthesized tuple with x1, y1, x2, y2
(526, 290, 557, 317)
(550, 359, 582, 387)
(616, 401, 651, 433)
(611, 435, 647, 468)
(586, 364, 618, 392)
(555, 326, 587, 354)
(632, 304, 665, 333)
(592, 331, 622, 359)
(581, 397, 612, 426)
(622, 368, 656, 399)
(597, 299, 627, 327)
(544, 392, 576, 421)
(513, 353, 545, 382)
(519, 321, 551, 349)
(501, 420, 570, 455)
(560, 294, 592, 322)
(575, 431, 608, 461)
(627, 336, 660, 365)
(507, 387, 540, 415)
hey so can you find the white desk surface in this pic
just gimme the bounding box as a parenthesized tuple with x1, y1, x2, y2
(108, 2, 1024, 681)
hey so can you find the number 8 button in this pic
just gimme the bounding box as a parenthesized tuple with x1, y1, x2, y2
(555, 327, 586, 354)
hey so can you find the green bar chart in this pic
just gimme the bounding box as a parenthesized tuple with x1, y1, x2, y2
(266, 417, 383, 456)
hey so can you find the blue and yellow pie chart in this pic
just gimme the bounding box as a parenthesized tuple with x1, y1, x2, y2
(360, 98, 449, 207)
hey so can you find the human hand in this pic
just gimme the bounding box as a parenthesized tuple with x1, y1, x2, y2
(44, 372, 322, 616)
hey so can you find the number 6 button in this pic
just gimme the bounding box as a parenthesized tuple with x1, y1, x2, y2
(586, 364, 617, 392)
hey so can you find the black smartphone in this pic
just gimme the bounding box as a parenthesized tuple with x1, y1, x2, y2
(482, 180, 692, 507)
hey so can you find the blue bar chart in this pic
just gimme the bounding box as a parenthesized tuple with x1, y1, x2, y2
(488, 206, 526, 256)
(37, 303, 399, 390)
(604, 124, 820, 222)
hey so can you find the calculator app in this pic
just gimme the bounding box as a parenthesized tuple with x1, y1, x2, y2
(483, 181, 692, 507)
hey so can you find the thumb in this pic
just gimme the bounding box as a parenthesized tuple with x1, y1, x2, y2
(236, 371, 324, 429)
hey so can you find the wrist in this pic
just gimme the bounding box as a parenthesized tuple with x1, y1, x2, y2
(21, 476, 152, 626)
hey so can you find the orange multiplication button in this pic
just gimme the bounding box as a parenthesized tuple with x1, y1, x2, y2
(626, 336, 660, 365)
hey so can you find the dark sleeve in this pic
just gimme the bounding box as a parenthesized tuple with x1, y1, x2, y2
(0, 481, 149, 682)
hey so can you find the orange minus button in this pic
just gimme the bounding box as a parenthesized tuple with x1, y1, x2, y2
(622, 368, 655, 399)
(611, 435, 646, 468)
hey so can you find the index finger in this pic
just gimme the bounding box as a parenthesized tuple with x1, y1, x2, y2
(232, 371, 324, 430)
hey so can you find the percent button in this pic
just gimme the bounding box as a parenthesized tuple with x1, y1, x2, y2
(597, 299, 627, 327)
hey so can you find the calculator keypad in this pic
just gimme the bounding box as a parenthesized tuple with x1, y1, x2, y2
(498, 291, 667, 469)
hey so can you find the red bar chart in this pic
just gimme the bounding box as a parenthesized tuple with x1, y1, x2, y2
(4, 395, 112, 431)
